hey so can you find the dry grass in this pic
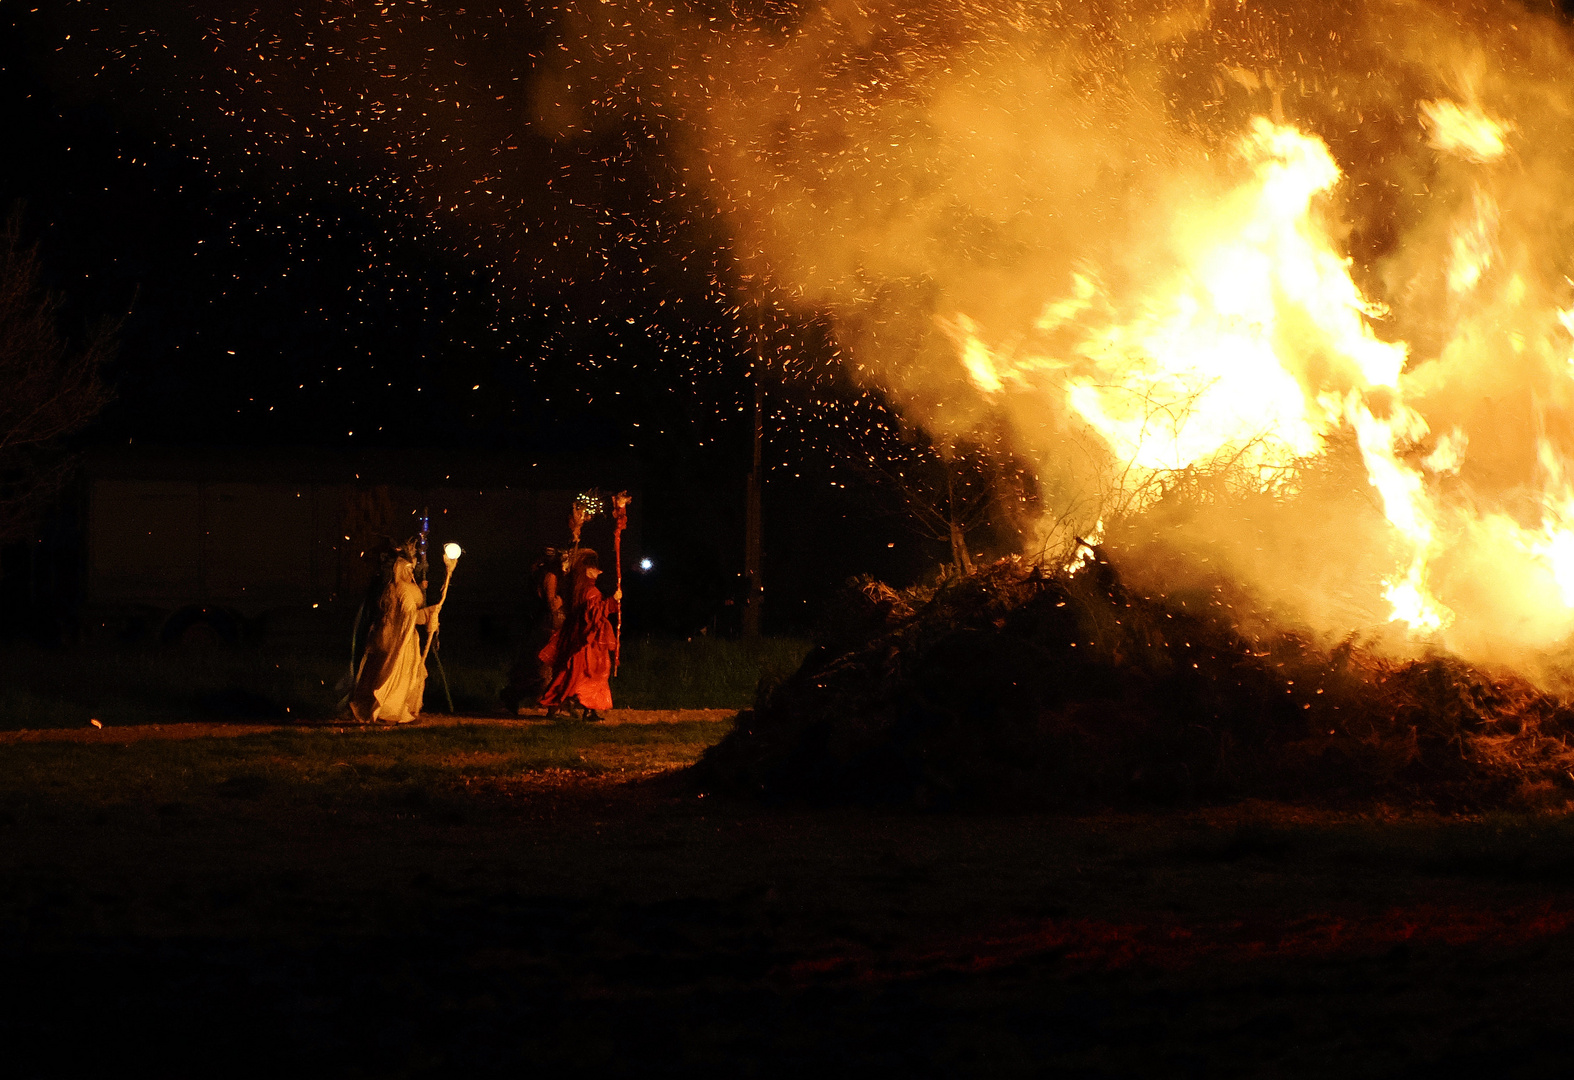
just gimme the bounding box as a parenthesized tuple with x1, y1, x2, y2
(0, 635, 810, 730)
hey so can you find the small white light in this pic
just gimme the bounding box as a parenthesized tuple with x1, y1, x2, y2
(639, 558, 653, 572)
(444, 543, 463, 560)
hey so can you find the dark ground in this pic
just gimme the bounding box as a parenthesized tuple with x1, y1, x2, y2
(5, 714, 1574, 1077)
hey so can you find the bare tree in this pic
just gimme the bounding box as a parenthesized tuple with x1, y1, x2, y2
(0, 211, 116, 541)
(864, 431, 1038, 575)
(770, 375, 1039, 574)
(744, 300, 1047, 575)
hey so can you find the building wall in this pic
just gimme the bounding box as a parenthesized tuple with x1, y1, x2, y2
(85, 477, 641, 620)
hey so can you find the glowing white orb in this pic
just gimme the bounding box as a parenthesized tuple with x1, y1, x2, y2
(443, 543, 463, 560)
(639, 558, 653, 572)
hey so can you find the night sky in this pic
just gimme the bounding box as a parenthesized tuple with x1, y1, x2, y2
(3, 3, 743, 455)
(1, 2, 956, 626)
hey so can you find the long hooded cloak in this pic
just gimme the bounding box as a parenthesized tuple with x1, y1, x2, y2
(350, 573, 429, 724)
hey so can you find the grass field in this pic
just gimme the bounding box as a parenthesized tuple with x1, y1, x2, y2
(6, 715, 1574, 1074)
(0, 719, 728, 815)
(0, 634, 811, 729)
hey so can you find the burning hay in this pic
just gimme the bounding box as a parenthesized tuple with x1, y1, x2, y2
(697, 556, 1574, 810)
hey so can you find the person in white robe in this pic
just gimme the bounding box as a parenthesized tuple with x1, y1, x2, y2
(350, 547, 441, 724)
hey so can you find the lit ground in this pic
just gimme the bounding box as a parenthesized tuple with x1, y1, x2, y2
(4, 712, 1574, 1075)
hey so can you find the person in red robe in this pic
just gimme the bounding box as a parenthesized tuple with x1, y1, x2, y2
(499, 547, 566, 715)
(538, 549, 621, 720)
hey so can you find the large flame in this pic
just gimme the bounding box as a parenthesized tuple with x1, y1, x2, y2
(545, 0, 1574, 681)
(940, 98, 1574, 646)
(945, 117, 1467, 632)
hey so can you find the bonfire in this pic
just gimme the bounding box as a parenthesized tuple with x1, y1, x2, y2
(693, 4, 1574, 811)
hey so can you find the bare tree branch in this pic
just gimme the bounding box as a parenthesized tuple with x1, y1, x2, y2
(0, 209, 117, 541)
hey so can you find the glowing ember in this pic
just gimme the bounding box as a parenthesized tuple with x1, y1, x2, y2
(68, 0, 1574, 683)
(669, 0, 1574, 675)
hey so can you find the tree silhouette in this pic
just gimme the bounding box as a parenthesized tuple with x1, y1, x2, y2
(0, 211, 116, 540)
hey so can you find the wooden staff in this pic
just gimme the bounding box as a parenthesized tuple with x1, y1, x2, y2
(611, 491, 630, 675)
(422, 543, 462, 664)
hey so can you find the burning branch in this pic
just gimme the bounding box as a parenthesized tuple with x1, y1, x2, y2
(569, 490, 603, 553)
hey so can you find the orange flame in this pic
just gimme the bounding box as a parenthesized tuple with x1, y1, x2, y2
(942, 119, 1465, 629)
(631, 0, 1574, 681)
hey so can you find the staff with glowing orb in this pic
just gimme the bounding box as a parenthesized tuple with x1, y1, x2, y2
(423, 542, 462, 664)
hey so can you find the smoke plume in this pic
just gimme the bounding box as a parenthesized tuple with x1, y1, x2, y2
(544, 0, 1574, 679)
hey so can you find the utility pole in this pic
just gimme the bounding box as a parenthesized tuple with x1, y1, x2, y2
(742, 319, 764, 637)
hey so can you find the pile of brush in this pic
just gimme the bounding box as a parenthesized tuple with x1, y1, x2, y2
(696, 553, 1574, 809)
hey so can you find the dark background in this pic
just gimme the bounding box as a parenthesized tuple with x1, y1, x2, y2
(0, 1, 958, 640)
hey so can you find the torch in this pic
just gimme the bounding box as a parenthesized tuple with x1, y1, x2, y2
(611, 491, 629, 675)
(569, 491, 602, 557)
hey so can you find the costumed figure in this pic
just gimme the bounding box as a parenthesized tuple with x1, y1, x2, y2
(500, 547, 566, 714)
(350, 541, 441, 724)
(538, 549, 622, 721)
